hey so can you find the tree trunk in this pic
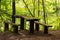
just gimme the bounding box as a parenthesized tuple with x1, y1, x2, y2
(12, 0, 16, 23)
(42, 0, 46, 24)
(0, 0, 1, 10)
(23, 0, 34, 17)
(33, 0, 35, 17)
(38, 0, 40, 17)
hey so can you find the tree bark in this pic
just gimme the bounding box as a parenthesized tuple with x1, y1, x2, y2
(0, 0, 1, 10)
(33, 0, 35, 17)
(42, 0, 46, 24)
(23, 0, 34, 17)
(12, 0, 16, 23)
(38, 0, 40, 17)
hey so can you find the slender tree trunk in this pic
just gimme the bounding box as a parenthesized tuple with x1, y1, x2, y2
(0, 0, 1, 17)
(33, 0, 35, 17)
(23, 0, 34, 17)
(42, 0, 46, 24)
(57, 9, 60, 29)
(0, 0, 3, 19)
(57, 0, 60, 29)
(12, 0, 16, 23)
(0, 0, 1, 10)
(38, 0, 40, 17)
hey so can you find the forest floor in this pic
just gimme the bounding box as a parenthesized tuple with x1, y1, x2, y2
(0, 30, 60, 40)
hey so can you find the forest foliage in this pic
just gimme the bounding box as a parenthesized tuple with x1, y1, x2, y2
(0, 0, 60, 32)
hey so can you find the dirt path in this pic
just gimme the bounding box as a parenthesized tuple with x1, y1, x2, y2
(0, 30, 60, 40)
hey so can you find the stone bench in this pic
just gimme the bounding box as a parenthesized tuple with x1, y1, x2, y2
(14, 14, 40, 33)
(3, 20, 20, 33)
(34, 21, 52, 34)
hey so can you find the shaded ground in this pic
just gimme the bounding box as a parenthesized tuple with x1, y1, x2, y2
(0, 30, 60, 40)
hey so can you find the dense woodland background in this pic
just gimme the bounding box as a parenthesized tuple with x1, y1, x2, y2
(0, 0, 60, 32)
